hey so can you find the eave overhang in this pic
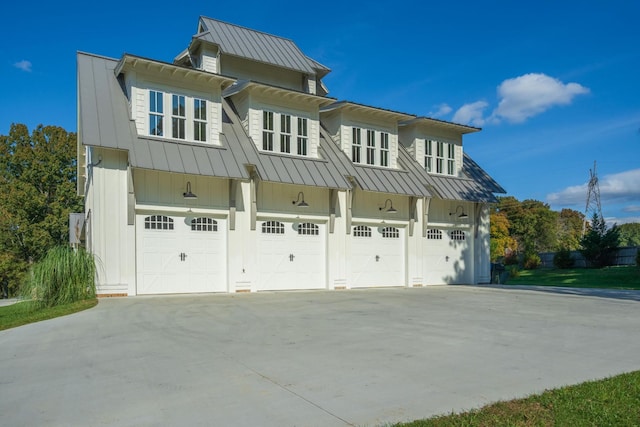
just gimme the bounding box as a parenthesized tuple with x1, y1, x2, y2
(400, 117, 481, 135)
(320, 100, 415, 122)
(223, 80, 336, 107)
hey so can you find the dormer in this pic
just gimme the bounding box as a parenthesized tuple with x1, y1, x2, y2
(320, 101, 413, 169)
(175, 17, 330, 96)
(398, 117, 480, 178)
(115, 54, 234, 146)
(224, 81, 334, 159)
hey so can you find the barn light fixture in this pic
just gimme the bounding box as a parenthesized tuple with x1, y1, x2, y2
(183, 181, 197, 199)
(380, 198, 397, 214)
(292, 191, 309, 208)
(450, 205, 468, 219)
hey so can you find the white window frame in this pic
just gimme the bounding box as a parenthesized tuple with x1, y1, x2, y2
(149, 90, 164, 136)
(144, 215, 173, 230)
(352, 127, 362, 163)
(436, 141, 444, 174)
(280, 114, 291, 153)
(262, 220, 284, 234)
(297, 117, 308, 156)
(426, 229, 442, 240)
(263, 111, 274, 151)
(193, 98, 207, 142)
(191, 217, 217, 232)
(382, 226, 399, 238)
(298, 222, 319, 236)
(449, 230, 466, 241)
(380, 132, 389, 167)
(425, 139, 433, 173)
(261, 111, 310, 156)
(366, 130, 375, 165)
(353, 225, 371, 237)
(172, 94, 186, 140)
(447, 143, 455, 175)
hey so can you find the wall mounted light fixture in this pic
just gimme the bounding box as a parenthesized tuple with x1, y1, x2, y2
(183, 181, 197, 199)
(292, 191, 309, 208)
(379, 198, 397, 214)
(449, 205, 468, 219)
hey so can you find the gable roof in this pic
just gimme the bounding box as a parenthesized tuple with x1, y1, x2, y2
(195, 16, 329, 77)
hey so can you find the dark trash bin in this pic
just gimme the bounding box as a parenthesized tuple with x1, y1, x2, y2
(490, 263, 508, 284)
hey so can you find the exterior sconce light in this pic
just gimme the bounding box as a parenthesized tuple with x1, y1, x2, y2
(292, 191, 309, 208)
(183, 181, 198, 199)
(450, 205, 468, 219)
(379, 198, 397, 214)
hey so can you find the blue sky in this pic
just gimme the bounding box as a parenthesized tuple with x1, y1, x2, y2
(2, 1, 639, 224)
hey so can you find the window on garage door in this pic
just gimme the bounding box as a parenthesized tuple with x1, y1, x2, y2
(382, 227, 399, 238)
(449, 230, 466, 241)
(191, 217, 218, 231)
(144, 215, 174, 230)
(298, 223, 319, 235)
(427, 229, 442, 239)
(353, 225, 371, 237)
(262, 221, 284, 234)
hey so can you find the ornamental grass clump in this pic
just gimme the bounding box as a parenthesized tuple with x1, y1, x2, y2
(22, 246, 96, 308)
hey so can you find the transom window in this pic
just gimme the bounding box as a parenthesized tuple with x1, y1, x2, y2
(298, 223, 319, 236)
(147, 90, 208, 142)
(380, 132, 389, 167)
(352, 127, 362, 163)
(426, 229, 442, 240)
(353, 225, 371, 237)
(366, 130, 375, 165)
(262, 221, 284, 234)
(172, 95, 186, 139)
(382, 227, 399, 238)
(191, 217, 217, 232)
(149, 90, 164, 136)
(297, 117, 308, 156)
(144, 215, 174, 230)
(449, 230, 466, 241)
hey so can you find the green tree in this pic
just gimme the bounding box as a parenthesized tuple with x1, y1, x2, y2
(490, 211, 517, 262)
(618, 223, 640, 247)
(495, 197, 558, 254)
(580, 213, 620, 268)
(557, 208, 585, 250)
(0, 124, 82, 295)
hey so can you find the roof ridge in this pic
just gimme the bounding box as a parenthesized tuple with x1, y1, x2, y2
(199, 16, 298, 44)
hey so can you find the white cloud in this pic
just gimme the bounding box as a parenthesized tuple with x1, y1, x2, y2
(623, 205, 640, 213)
(452, 101, 488, 126)
(491, 73, 589, 123)
(13, 60, 32, 72)
(429, 103, 452, 118)
(547, 169, 640, 205)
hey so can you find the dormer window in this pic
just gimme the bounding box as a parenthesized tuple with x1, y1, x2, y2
(366, 130, 375, 165)
(425, 139, 457, 176)
(263, 111, 274, 150)
(280, 114, 291, 153)
(380, 132, 389, 167)
(146, 89, 209, 143)
(352, 127, 362, 163)
(261, 110, 310, 155)
(351, 127, 393, 167)
(297, 117, 308, 155)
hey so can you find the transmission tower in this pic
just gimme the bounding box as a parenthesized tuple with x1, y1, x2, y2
(582, 160, 603, 236)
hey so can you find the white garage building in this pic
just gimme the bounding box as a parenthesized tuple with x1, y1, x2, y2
(77, 16, 505, 296)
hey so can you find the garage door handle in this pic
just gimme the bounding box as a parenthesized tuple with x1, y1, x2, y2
(375, 255, 380, 262)
(289, 254, 295, 262)
(179, 252, 187, 261)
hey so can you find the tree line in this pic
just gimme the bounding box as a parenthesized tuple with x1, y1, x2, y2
(490, 196, 640, 267)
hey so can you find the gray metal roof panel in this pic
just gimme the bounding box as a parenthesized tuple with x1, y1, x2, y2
(463, 153, 507, 194)
(177, 145, 200, 175)
(198, 17, 323, 75)
(191, 146, 215, 176)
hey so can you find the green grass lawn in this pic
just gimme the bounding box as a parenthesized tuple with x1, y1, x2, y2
(394, 370, 640, 426)
(507, 266, 640, 290)
(0, 299, 98, 331)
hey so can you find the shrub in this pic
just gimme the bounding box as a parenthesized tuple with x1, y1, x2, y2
(554, 248, 575, 269)
(523, 252, 541, 270)
(508, 266, 520, 278)
(504, 252, 519, 266)
(21, 246, 96, 308)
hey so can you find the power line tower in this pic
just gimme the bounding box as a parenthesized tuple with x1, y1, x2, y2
(582, 160, 603, 236)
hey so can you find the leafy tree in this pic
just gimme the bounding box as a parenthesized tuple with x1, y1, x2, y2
(580, 213, 620, 268)
(0, 124, 82, 295)
(618, 223, 640, 247)
(557, 209, 585, 250)
(490, 212, 517, 261)
(494, 197, 558, 254)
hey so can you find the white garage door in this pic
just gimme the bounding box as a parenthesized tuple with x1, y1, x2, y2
(424, 228, 471, 284)
(350, 225, 404, 288)
(137, 214, 227, 294)
(257, 221, 325, 291)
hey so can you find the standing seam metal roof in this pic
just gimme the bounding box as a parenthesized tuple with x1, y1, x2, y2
(197, 17, 329, 76)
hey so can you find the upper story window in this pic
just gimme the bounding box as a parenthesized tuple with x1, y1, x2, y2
(263, 111, 274, 151)
(194, 99, 207, 142)
(261, 111, 309, 156)
(297, 117, 308, 156)
(366, 130, 375, 165)
(147, 90, 208, 142)
(172, 95, 186, 139)
(380, 132, 389, 167)
(149, 91, 164, 136)
(352, 127, 362, 163)
(426, 139, 457, 176)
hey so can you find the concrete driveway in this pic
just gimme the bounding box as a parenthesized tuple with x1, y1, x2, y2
(2, 286, 640, 426)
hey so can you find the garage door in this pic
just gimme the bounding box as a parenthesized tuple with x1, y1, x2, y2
(257, 221, 325, 291)
(424, 228, 471, 284)
(136, 214, 227, 294)
(350, 225, 404, 288)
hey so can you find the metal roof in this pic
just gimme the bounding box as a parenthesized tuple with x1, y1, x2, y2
(196, 17, 329, 76)
(462, 153, 507, 194)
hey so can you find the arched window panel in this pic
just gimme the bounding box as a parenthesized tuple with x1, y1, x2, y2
(144, 215, 174, 230)
(382, 227, 399, 238)
(449, 230, 466, 241)
(426, 229, 442, 240)
(353, 225, 371, 237)
(191, 217, 218, 232)
(262, 221, 285, 234)
(298, 223, 319, 236)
